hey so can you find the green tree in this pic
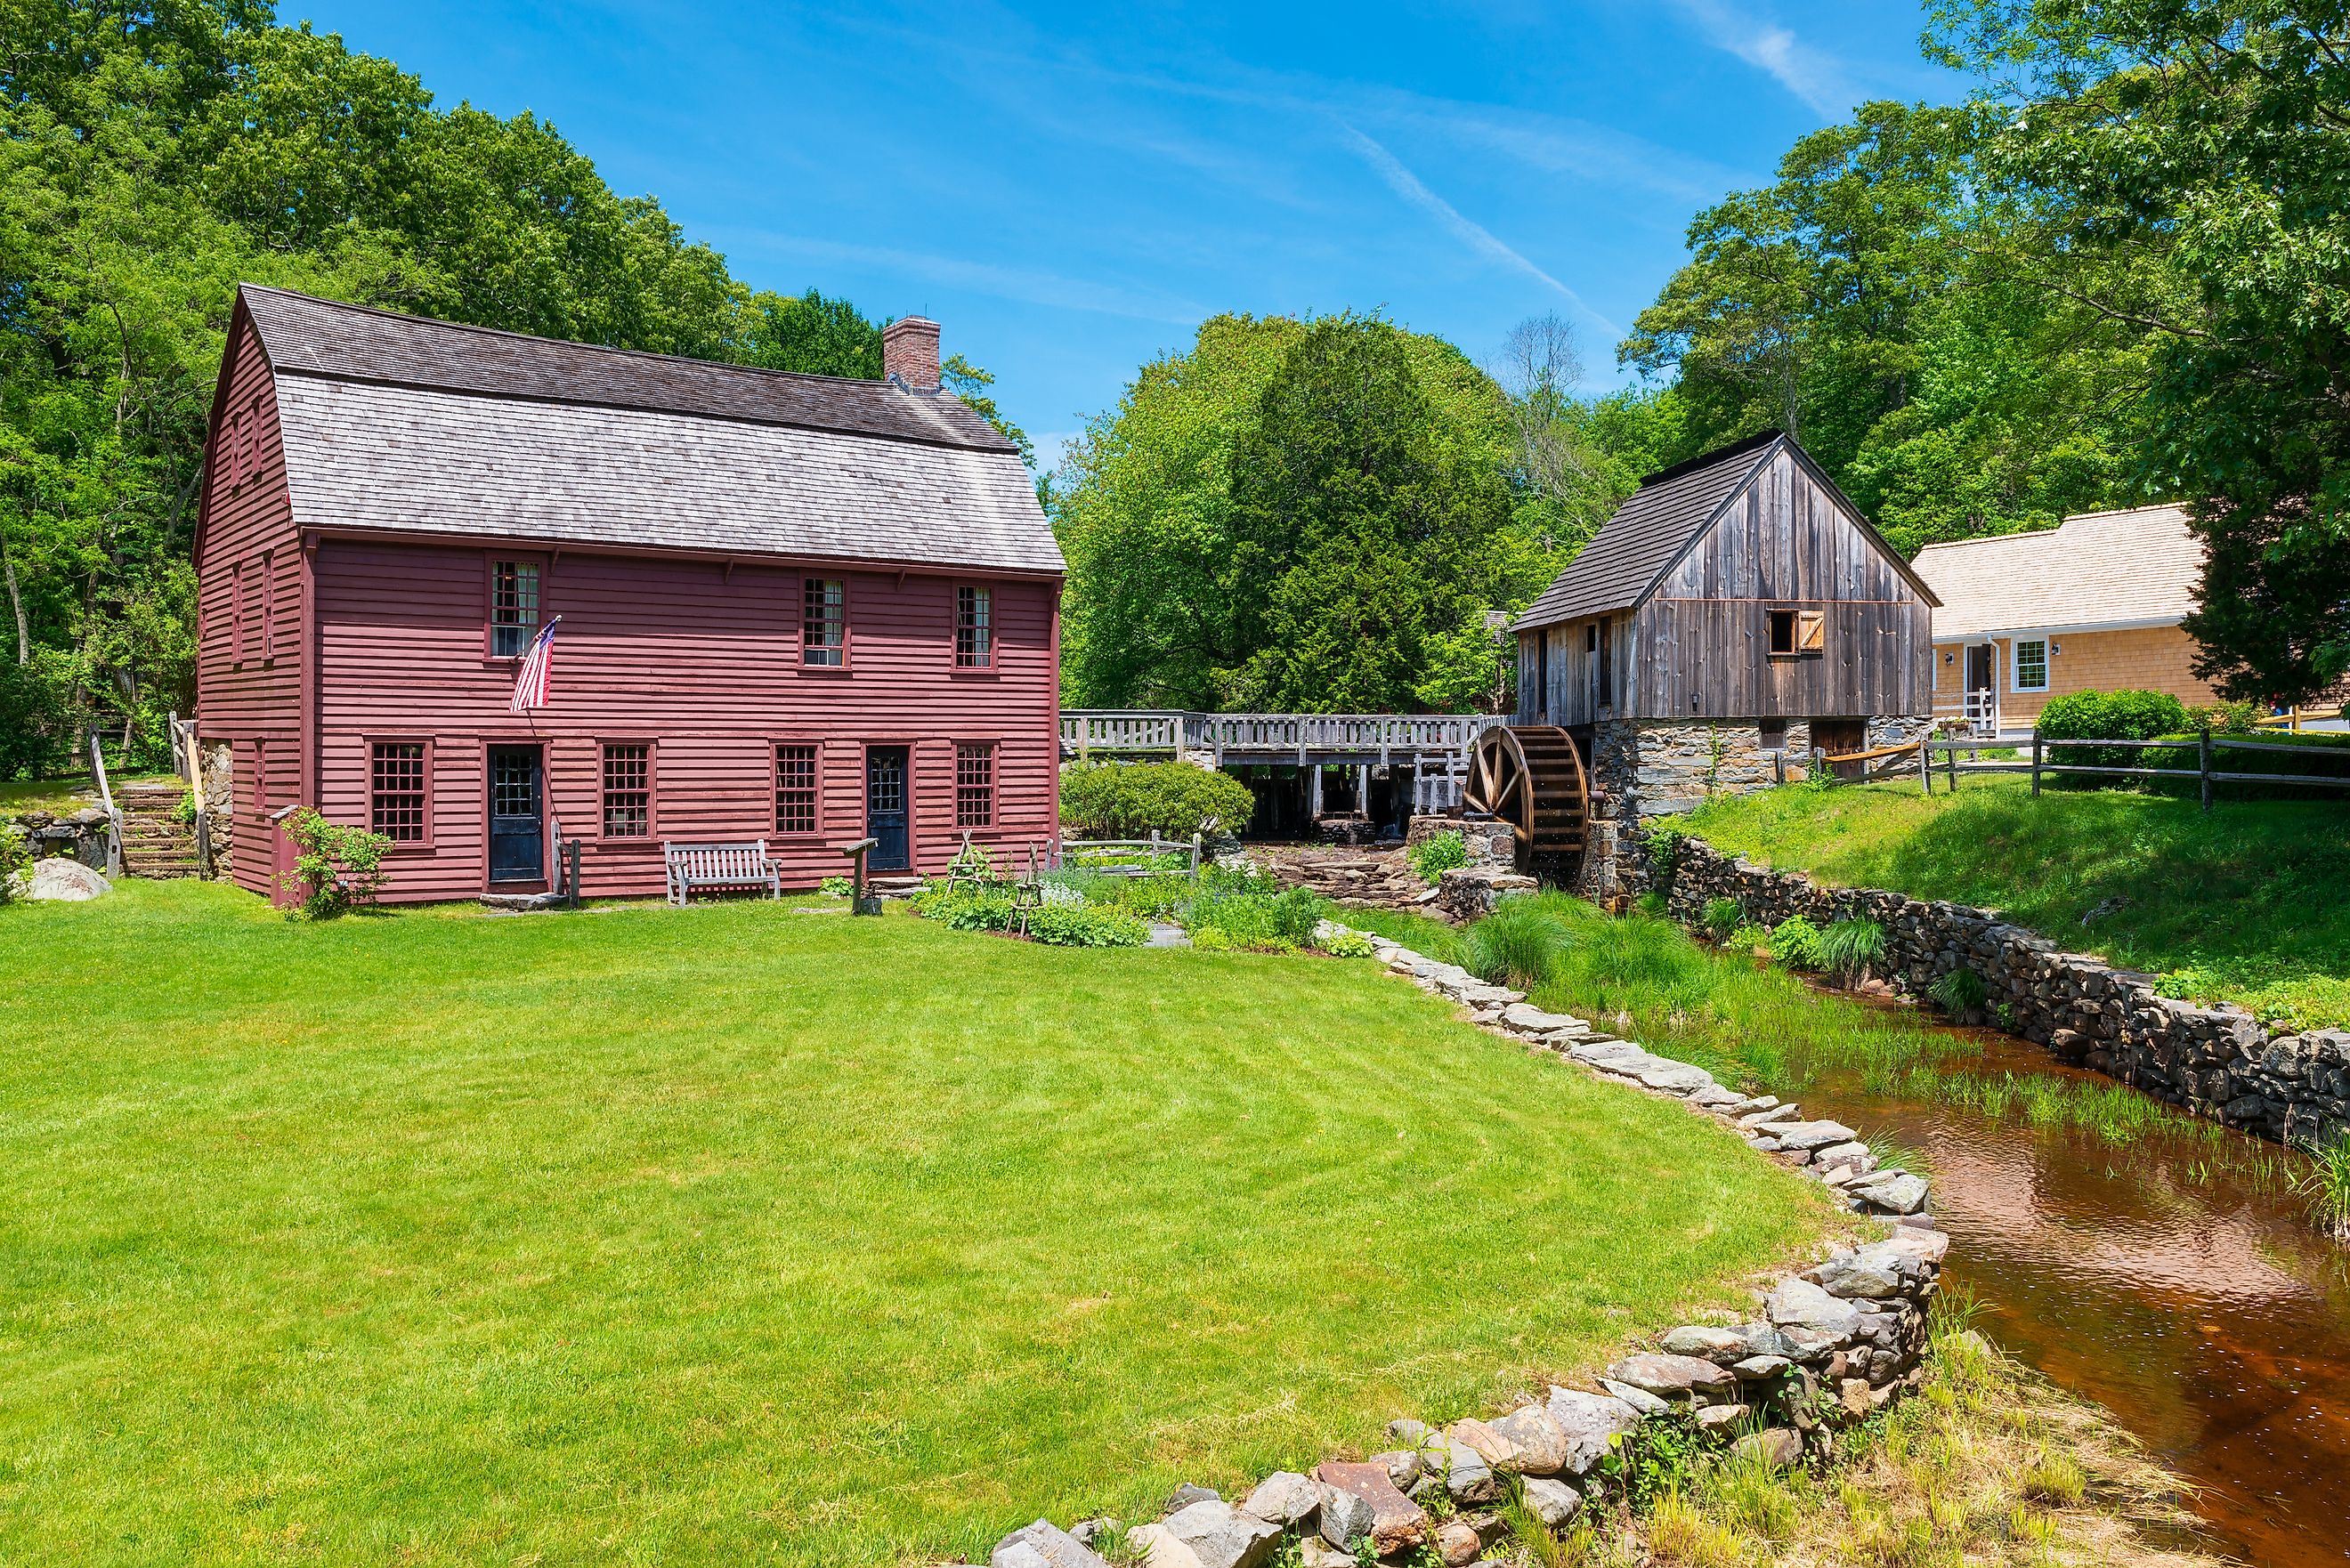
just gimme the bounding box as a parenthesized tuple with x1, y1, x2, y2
(1050, 313, 1555, 712)
(1931, 0, 2350, 701)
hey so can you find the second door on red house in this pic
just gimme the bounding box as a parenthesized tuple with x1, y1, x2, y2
(867, 747, 910, 870)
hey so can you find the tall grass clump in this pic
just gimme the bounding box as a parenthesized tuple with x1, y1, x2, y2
(1818, 917, 1887, 985)
(1927, 966, 1987, 1015)
(1463, 896, 1576, 990)
(2294, 1131, 2350, 1239)
(1700, 895, 1745, 944)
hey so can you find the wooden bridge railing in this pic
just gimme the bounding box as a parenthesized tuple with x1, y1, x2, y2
(1060, 710, 1506, 760)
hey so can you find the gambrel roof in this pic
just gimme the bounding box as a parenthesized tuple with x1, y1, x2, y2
(1513, 431, 1935, 629)
(237, 287, 1063, 576)
(1912, 505, 2200, 641)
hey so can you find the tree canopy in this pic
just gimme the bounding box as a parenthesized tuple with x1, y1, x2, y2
(1050, 312, 1621, 713)
(0, 0, 1020, 775)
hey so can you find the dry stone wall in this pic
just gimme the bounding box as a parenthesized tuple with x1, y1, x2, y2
(1665, 836, 2350, 1150)
(982, 926, 1949, 1568)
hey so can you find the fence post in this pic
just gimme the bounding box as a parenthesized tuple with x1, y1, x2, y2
(2030, 731, 2042, 797)
(1919, 740, 1931, 796)
(2200, 725, 2213, 813)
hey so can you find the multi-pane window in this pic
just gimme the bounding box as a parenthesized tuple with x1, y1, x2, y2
(955, 585, 993, 667)
(955, 742, 994, 828)
(775, 743, 819, 833)
(2014, 638, 2050, 691)
(602, 743, 651, 837)
(803, 578, 846, 666)
(370, 742, 426, 840)
(491, 561, 540, 657)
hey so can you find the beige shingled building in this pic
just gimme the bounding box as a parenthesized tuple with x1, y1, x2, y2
(1913, 504, 2218, 736)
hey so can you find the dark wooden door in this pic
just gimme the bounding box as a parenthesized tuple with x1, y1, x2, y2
(866, 746, 910, 870)
(1811, 719, 1868, 780)
(488, 744, 544, 883)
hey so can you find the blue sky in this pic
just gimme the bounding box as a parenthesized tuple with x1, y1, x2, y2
(308, 1, 1965, 467)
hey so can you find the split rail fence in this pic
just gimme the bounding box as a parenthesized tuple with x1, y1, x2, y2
(1814, 731, 2350, 812)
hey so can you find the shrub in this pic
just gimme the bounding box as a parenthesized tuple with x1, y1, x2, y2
(1058, 762, 1255, 839)
(1929, 966, 1988, 1014)
(1726, 922, 1772, 952)
(1642, 824, 1686, 884)
(909, 885, 1015, 931)
(1317, 925, 1377, 958)
(2037, 688, 2191, 775)
(1817, 917, 1887, 984)
(1699, 896, 1745, 944)
(1409, 829, 1468, 885)
(1767, 915, 1823, 971)
(2190, 699, 2264, 734)
(276, 807, 393, 919)
(0, 820, 29, 903)
(1463, 897, 1574, 990)
(1024, 903, 1148, 948)
(1180, 886, 1325, 952)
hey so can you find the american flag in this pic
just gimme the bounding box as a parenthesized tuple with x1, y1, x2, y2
(509, 617, 561, 712)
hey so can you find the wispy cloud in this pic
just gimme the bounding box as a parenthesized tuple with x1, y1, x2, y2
(1666, 0, 1858, 118)
(733, 235, 1205, 327)
(1333, 122, 1619, 336)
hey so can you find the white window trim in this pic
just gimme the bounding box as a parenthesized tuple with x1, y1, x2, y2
(2011, 635, 2051, 693)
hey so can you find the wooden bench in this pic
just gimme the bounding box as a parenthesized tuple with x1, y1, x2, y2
(663, 840, 781, 905)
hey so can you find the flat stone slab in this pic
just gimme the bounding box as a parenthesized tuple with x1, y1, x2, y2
(1604, 1352, 1737, 1398)
(1850, 1169, 1931, 1215)
(1503, 1002, 1585, 1032)
(1767, 1277, 1862, 1335)
(1134, 1500, 1279, 1568)
(1659, 1324, 1749, 1363)
(1632, 1061, 1717, 1094)
(1544, 1386, 1642, 1475)
(1771, 1119, 1860, 1152)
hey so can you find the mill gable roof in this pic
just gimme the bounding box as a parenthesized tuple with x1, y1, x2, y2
(234, 287, 1062, 576)
(1912, 504, 2201, 641)
(1512, 431, 1933, 630)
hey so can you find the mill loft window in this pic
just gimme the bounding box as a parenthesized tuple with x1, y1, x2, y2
(955, 742, 994, 828)
(602, 743, 651, 837)
(774, 743, 818, 834)
(370, 742, 426, 841)
(955, 585, 993, 667)
(1768, 608, 1826, 657)
(803, 578, 846, 667)
(491, 561, 540, 658)
(1585, 625, 1598, 653)
(2014, 638, 2050, 692)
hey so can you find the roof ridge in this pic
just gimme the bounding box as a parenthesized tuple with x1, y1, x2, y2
(1636, 428, 1783, 489)
(239, 284, 900, 394)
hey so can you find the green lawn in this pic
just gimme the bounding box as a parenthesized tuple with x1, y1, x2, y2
(1675, 778, 2350, 1029)
(0, 881, 1823, 1566)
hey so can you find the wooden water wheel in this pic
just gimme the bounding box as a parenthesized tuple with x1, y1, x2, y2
(1463, 725, 1590, 871)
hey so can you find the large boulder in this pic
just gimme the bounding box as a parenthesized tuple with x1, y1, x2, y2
(1850, 1169, 1931, 1216)
(1521, 1475, 1583, 1528)
(1239, 1473, 1319, 1528)
(1659, 1325, 1750, 1364)
(1315, 1481, 1375, 1550)
(992, 1520, 1112, 1568)
(1768, 1278, 1862, 1336)
(1603, 1352, 1737, 1400)
(22, 857, 109, 901)
(1545, 1386, 1643, 1474)
(1487, 1404, 1573, 1475)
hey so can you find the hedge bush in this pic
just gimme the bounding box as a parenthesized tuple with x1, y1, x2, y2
(1058, 762, 1256, 839)
(2036, 689, 2191, 774)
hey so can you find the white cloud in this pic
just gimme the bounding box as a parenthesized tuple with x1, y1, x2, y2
(1667, 0, 1859, 118)
(1333, 123, 1620, 337)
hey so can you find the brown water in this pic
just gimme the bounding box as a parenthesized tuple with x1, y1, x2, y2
(1801, 1031, 2350, 1568)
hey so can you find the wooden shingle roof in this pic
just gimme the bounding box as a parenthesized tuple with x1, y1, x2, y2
(1515, 432, 1778, 628)
(1912, 505, 2200, 640)
(242, 287, 1061, 576)
(1514, 431, 1933, 629)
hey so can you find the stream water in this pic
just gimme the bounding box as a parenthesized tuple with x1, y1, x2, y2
(1798, 1031, 2350, 1568)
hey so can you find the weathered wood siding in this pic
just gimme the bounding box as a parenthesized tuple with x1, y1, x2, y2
(311, 539, 1059, 901)
(192, 305, 306, 896)
(1634, 449, 1929, 719)
(1514, 613, 1629, 726)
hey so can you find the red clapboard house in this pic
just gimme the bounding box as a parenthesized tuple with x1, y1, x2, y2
(193, 286, 1063, 903)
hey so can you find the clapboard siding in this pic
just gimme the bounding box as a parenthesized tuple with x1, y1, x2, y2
(192, 306, 306, 893)
(312, 538, 1058, 901)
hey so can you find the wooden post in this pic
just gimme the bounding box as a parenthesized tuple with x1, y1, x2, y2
(1920, 739, 1932, 796)
(89, 728, 124, 877)
(1948, 740, 1958, 793)
(565, 837, 582, 909)
(2030, 731, 2042, 797)
(1308, 764, 1324, 820)
(2200, 725, 2213, 813)
(843, 836, 881, 915)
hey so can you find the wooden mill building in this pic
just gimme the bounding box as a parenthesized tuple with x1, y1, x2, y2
(1511, 431, 1937, 820)
(193, 287, 1062, 902)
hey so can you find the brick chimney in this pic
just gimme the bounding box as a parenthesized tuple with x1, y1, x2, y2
(882, 316, 941, 392)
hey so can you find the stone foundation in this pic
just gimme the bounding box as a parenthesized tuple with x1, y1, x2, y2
(1665, 836, 2350, 1149)
(1592, 715, 1932, 825)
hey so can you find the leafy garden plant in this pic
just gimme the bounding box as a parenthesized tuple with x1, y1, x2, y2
(1409, 829, 1468, 885)
(276, 807, 393, 919)
(1766, 915, 1824, 972)
(0, 820, 30, 903)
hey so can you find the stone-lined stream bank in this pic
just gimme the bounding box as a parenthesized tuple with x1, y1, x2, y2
(1662, 835, 2350, 1568)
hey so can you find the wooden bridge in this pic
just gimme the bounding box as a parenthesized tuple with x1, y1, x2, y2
(1059, 710, 1508, 813)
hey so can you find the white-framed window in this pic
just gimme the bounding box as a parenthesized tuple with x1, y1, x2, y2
(2013, 637, 2050, 692)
